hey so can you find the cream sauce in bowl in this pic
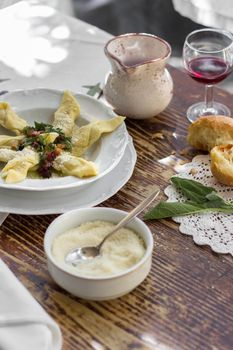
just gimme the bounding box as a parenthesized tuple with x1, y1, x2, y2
(52, 220, 146, 278)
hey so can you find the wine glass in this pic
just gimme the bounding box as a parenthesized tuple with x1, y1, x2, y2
(183, 28, 233, 123)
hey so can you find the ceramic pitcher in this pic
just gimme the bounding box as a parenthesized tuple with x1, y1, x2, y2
(104, 33, 173, 119)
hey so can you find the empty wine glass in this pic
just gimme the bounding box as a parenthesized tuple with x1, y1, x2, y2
(183, 28, 233, 123)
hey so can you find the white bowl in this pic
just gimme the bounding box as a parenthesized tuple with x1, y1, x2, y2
(44, 207, 153, 300)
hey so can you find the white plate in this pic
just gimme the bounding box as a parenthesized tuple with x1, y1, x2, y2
(0, 88, 128, 191)
(0, 139, 136, 214)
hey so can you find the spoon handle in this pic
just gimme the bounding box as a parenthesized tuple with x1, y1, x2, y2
(98, 187, 160, 250)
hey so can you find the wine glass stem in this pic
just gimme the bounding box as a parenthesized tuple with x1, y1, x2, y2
(205, 84, 214, 110)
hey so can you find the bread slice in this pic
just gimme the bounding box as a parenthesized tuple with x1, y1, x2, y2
(187, 115, 233, 151)
(211, 144, 233, 186)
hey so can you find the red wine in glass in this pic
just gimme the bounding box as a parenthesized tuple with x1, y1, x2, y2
(187, 56, 231, 84)
(183, 28, 233, 122)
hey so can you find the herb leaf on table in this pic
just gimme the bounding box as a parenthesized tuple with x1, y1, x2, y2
(83, 83, 103, 99)
(171, 177, 217, 203)
(144, 177, 233, 220)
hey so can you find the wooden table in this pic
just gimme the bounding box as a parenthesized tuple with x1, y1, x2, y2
(1, 64, 233, 350)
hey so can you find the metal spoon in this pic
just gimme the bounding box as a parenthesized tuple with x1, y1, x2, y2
(65, 188, 160, 266)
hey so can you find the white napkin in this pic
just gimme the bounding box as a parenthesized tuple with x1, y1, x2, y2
(0, 260, 62, 350)
(172, 0, 233, 32)
(0, 213, 8, 226)
(0, 0, 21, 9)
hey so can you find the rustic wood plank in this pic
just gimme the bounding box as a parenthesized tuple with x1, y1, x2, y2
(1, 65, 233, 350)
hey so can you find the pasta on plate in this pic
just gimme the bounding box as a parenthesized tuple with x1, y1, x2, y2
(0, 91, 125, 184)
(0, 102, 28, 135)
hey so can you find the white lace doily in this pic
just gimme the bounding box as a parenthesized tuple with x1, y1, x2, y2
(165, 154, 233, 255)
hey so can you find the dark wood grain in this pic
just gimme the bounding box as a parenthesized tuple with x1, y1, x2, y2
(1, 65, 233, 350)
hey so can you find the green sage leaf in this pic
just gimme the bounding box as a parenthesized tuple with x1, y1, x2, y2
(144, 177, 233, 220)
(171, 177, 217, 203)
(83, 83, 103, 98)
(144, 200, 233, 220)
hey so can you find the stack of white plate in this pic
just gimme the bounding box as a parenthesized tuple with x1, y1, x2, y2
(0, 89, 136, 215)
